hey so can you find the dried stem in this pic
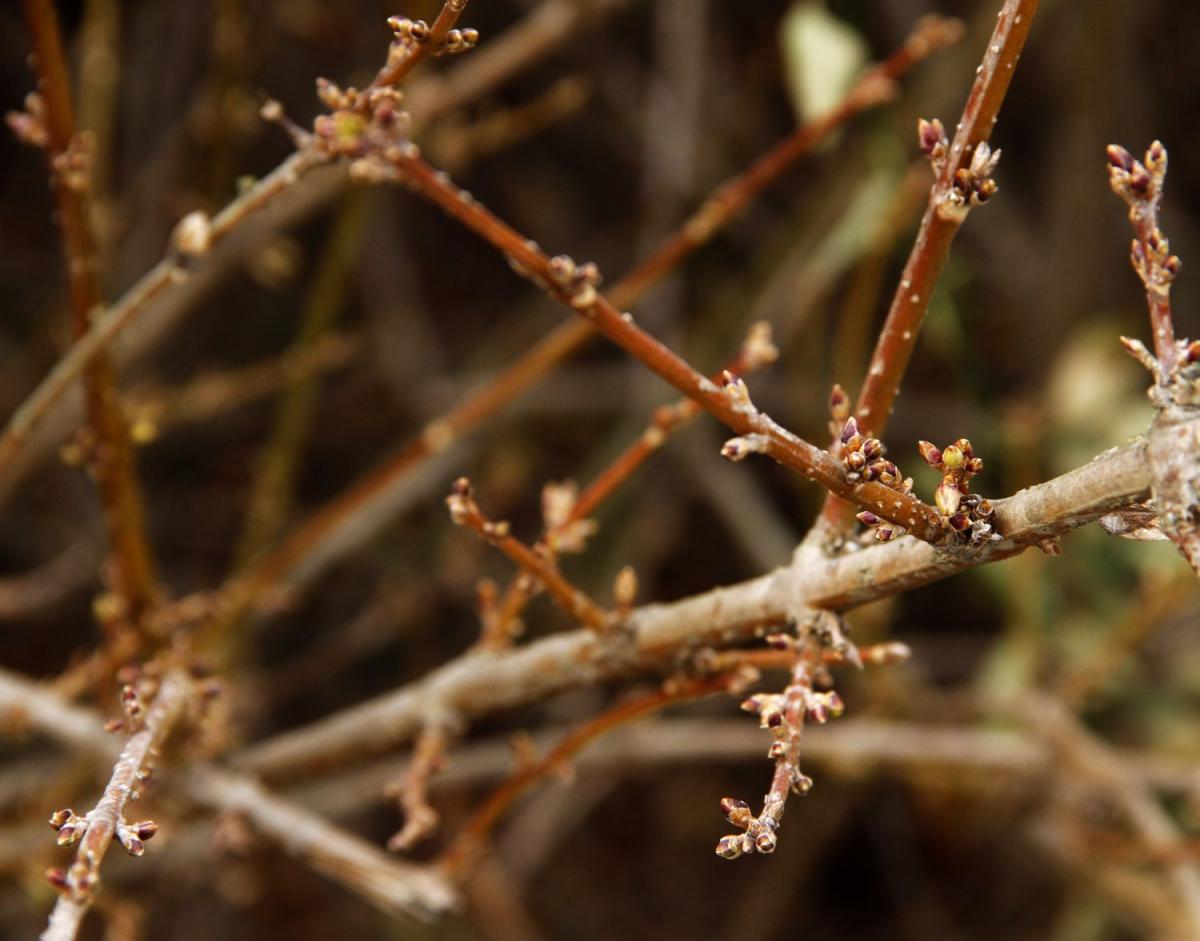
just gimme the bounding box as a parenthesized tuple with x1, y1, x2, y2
(41, 669, 194, 941)
(440, 673, 738, 879)
(15, 0, 158, 620)
(818, 0, 1041, 537)
(236, 439, 1149, 779)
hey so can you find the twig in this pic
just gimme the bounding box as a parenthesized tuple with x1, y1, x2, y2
(41, 670, 194, 941)
(0, 667, 458, 922)
(817, 0, 1041, 539)
(388, 149, 946, 540)
(1106, 141, 1200, 573)
(387, 723, 452, 853)
(0, 0, 612, 503)
(224, 15, 962, 604)
(13, 0, 158, 620)
(371, 1, 473, 91)
(235, 439, 1150, 779)
(447, 479, 612, 634)
(440, 673, 738, 878)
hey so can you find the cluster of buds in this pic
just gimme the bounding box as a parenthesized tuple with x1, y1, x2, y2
(309, 79, 409, 160)
(836, 416, 914, 544)
(838, 417, 909, 491)
(541, 480, 597, 554)
(918, 438, 999, 545)
(1107, 142, 1169, 222)
(104, 677, 154, 734)
(546, 254, 602, 310)
(46, 811, 158, 899)
(387, 16, 479, 56)
(920, 117, 1001, 214)
(715, 614, 852, 860)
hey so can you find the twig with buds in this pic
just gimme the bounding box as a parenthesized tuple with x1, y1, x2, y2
(714, 613, 862, 859)
(236, 437, 1150, 781)
(217, 14, 961, 612)
(816, 0, 1040, 541)
(447, 478, 613, 634)
(41, 669, 194, 941)
(10, 0, 159, 624)
(1107, 141, 1200, 572)
(386, 723, 453, 853)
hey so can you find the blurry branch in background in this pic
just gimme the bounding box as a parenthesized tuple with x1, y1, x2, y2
(11, 0, 159, 627)
(0, 0, 635, 503)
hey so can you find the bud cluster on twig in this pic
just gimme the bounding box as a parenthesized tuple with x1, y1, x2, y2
(714, 611, 876, 860)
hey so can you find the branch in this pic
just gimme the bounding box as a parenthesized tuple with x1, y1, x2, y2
(40, 670, 194, 941)
(0, 0, 623, 504)
(817, 0, 1041, 538)
(13, 0, 158, 619)
(235, 439, 1148, 779)
(0, 667, 458, 923)
(218, 14, 962, 606)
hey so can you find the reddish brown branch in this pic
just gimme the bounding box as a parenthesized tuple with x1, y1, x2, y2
(391, 151, 945, 540)
(818, 0, 1041, 537)
(15, 0, 158, 620)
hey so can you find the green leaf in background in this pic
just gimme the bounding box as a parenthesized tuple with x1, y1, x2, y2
(780, 1, 868, 123)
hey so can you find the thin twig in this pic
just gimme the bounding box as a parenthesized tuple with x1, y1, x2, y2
(447, 479, 612, 634)
(15, 0, 158, 620)
(440, 673, 737, 878)
(0, 667, 458, 922)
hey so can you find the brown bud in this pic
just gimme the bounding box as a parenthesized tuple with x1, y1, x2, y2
(715, 835, 744, 859)
(840, 417, 859, 445)
(754, 829, 778, 853)
(45, 868, 69, 892)
(947, 511, 971, 532)
(861, 438, 883, 462)
(1145, 140, 1167, 175)
(875, 526, 895, 542)
(1130, 163, 1152, 195)
(917, 440, 942, 467)
(856, 510, 881, 527)
(719, 797, 752, 827)
(846, 451, 867, 472)
(1106, 144, 1134, 172)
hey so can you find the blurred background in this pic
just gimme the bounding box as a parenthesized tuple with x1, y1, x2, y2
(1, 0, 1199, 938)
